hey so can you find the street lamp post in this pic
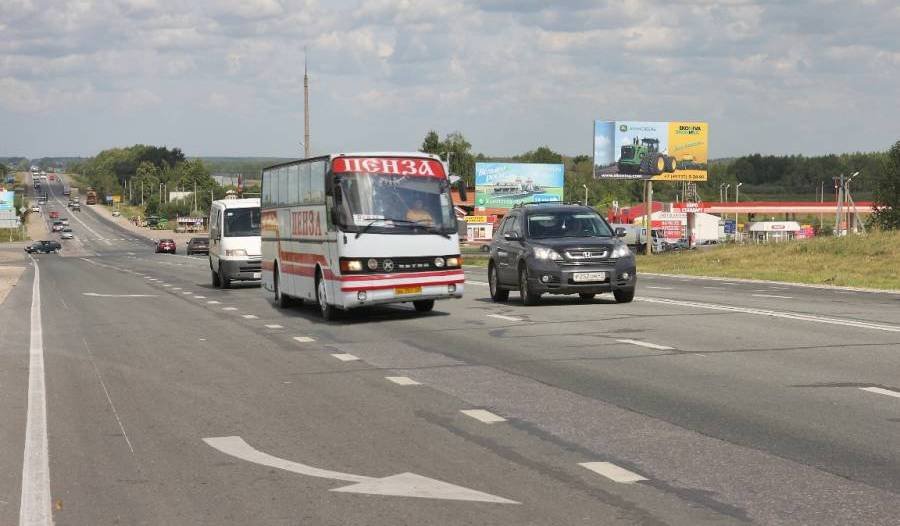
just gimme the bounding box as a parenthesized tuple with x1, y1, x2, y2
(719, 183, 725, 202)
(582, 184, 588, 206)
(735, 182, 742, 226)
(724, 184, 730, 203)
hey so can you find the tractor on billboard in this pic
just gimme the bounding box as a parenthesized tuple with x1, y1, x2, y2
(616, 137, 677, 176)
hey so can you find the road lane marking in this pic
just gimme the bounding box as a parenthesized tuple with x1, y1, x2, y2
(579, 462, 648, 483)
(83, 292, 157, 298)
(645, 286, 673, 290)
(466, 281, 489, 286)
(702, 286, 724, 290)
(860, 387, 900, 399)
(265, 324, 283, 329)
(222, 307, 238, 311)
(162, 284, 171, 287)
(172, 287, 181, 290)
(207, 300, 220, 304)
(616, 339, 674, 350)
(242, 314, 258, 319)
(203, 436, 517, 503)
(293, 336, 315, 342)
(386, 376, 421, 386)
(751, 293, 793, 299)
(82, 338, 134, 455)
(637, 296, 900, 333)
(182, 291, 193, 294)
(331, 353, 359, 361)
(487, 314, 523, 322)
(460, 409, 506, 424)
(20, 257, 51, 525)
(193, 295, 206, 299)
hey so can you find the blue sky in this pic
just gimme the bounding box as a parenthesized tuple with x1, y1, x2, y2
(1, 0, 898, 159)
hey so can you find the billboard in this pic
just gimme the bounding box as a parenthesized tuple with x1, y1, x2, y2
(593, 121, 708, 181)
(0, 191, 14, 212)
(475, 163, 564, 209)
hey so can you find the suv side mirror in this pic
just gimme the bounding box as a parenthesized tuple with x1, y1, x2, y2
(615, 227, 627, 237)
(503, 232, 522, 242)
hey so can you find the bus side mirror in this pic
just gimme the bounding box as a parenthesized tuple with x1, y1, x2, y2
(457, 183, 467, 203)
(330, 208, 342, 226)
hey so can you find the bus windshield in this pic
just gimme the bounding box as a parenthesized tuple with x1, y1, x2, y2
(336, 173, 457, 235)
(223, 208, 261, 237)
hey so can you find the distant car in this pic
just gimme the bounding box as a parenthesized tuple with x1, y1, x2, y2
(31, 206, 40, 212)
(62, 226, 72, 232)
(60, 218, 69, 226)
(185, 237, 209, 255)
(60, 232, 74, 240)
(112, 210, 121, 217)
(24, 240, 61, 254)
(71, 203, 81, 211)
(51, 223, 64, 232)
(155, 239, 176, 254)
(49, 211, 59, 219)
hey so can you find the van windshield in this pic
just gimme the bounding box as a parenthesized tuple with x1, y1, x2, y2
(224, 208, 261, 237)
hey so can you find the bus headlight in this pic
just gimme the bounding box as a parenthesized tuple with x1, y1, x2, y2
(445, 256, 460, 267)
(340, 260, 363, 272)
(367, 258, 379, 270)
(434, 257, 445, 268)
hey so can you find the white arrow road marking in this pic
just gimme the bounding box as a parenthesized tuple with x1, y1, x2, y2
(203, 436, 517, 504)
(579, 462, 647, 483)
(83, 293, 158, 298)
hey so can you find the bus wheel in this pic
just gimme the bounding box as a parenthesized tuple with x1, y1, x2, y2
(316, 271, 336, 321)
(274, 265, 291, 308)
(413, 300, 435, 312)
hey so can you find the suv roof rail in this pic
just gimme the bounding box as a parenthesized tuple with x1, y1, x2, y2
(512, 201, 590, 209)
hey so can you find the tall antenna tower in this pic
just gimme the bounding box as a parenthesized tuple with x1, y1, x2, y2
(303, 48, 310, 158)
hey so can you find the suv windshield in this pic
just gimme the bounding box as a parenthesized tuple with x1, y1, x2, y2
(336, 173, 456, 234)
(224, 208, 261, 237)
(526, 210, 613, 239)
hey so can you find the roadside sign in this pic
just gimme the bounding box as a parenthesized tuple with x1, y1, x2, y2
(724, 219, 736, 234)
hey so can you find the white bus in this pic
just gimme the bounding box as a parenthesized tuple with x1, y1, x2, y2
(261, 152, 465, 320)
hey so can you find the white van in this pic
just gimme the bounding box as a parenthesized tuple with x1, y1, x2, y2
(209, 198, 262, 288)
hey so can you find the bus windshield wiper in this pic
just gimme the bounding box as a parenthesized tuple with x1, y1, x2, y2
(355, 218, 387, 239)
(386, 218, 451, 238)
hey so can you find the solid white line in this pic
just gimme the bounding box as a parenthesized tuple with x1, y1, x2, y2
(487, 314, 523, 322)
(20, 257, 51, 525)
(645, 286, 673, 290)
(860, 387, 900, 399)
(331, 353, 359, 362)
(222, 307, 238, 311)
(579, 462, 647, 483)
(293, 336, 315, 342)
(702, 286, 723, 290)
(460, 409, 506, 424)
(642, 272, 900, 295)
(386, 376, 421, 386)
(616, 339, 674, 350)
(242, 314, 258, 319)
(265, 324, 283, 329)
(751, 293, 793, 299)
(466, 281, 489, 286)
(636, 296, 900, 333)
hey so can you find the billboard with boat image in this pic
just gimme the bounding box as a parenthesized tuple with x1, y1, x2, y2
(474, 163, 564, 209)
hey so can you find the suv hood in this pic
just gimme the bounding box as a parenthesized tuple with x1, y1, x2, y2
(531, 237, 617, 251)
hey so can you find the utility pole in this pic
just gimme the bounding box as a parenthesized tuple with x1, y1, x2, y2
(735, 182, 742, 235)
(833, 174, 844, 235)
(303, 48, 310, 158)
(644, 180, 653, 255)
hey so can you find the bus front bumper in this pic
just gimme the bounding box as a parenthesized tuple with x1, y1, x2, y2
(340, 282, 464, 308)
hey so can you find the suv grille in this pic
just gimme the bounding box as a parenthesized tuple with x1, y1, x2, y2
(563, 249, 609, 260)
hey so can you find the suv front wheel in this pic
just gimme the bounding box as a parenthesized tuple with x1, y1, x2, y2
(519, 267, 540, 306)
(614, 288, 635, 303)
(488, 262, 509, 302)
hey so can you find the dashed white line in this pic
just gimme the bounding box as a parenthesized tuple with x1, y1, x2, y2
(860, 387, 900, 399)
(751, 293, 793, 299)
(207, 300, 220, 304)
(222, 307, 238, 311)
(265, 324, 283, 329)
(172, 287, 181, 290)
(293, 336, 315, 343)
(460, 409, 506, 424)
(242, 314, 258, 319)
(702, 286, 724, 290)
(487, 314, 523, 322)
(579, 462, 647, 483)
(386, 376, 421, 386)
(182, 291, 193, 294)
(616, 339, 674, 351)
(331, 353, 359, 362)
(645, 286, 673, 290)
(193, 295, 206, 299)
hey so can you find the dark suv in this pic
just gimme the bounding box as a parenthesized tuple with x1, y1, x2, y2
(488, 203, 636, 305)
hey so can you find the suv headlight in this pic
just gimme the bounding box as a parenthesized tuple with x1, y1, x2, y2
(533, 246, 562, 260)
(611, 244, 631, 258)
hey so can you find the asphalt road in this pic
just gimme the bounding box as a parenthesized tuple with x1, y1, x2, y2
(2, 177, 899, 525)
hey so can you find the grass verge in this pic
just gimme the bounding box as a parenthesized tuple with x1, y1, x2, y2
(637, 231, 900, 290)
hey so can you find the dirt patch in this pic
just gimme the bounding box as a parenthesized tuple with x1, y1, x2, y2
(0, 248, 27, 306)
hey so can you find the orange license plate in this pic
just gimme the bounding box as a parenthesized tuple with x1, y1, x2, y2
(395, 286, 422, 295)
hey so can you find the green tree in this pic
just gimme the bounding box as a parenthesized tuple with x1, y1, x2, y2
(420, 130, 442, 155)
(418, 131, 476, 185)
(869, 141, 900, 230)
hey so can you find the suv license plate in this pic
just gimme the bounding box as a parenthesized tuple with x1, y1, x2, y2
(573, 272, 606, 282)
(395, 286, 422, 295)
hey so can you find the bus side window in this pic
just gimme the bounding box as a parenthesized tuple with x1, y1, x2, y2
(300, 163, 311, 204)
(310, 161, 325, 203)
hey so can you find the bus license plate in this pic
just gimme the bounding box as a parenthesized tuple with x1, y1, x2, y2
(573, 272, 606, 282)
(395, 286, 422, 295)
